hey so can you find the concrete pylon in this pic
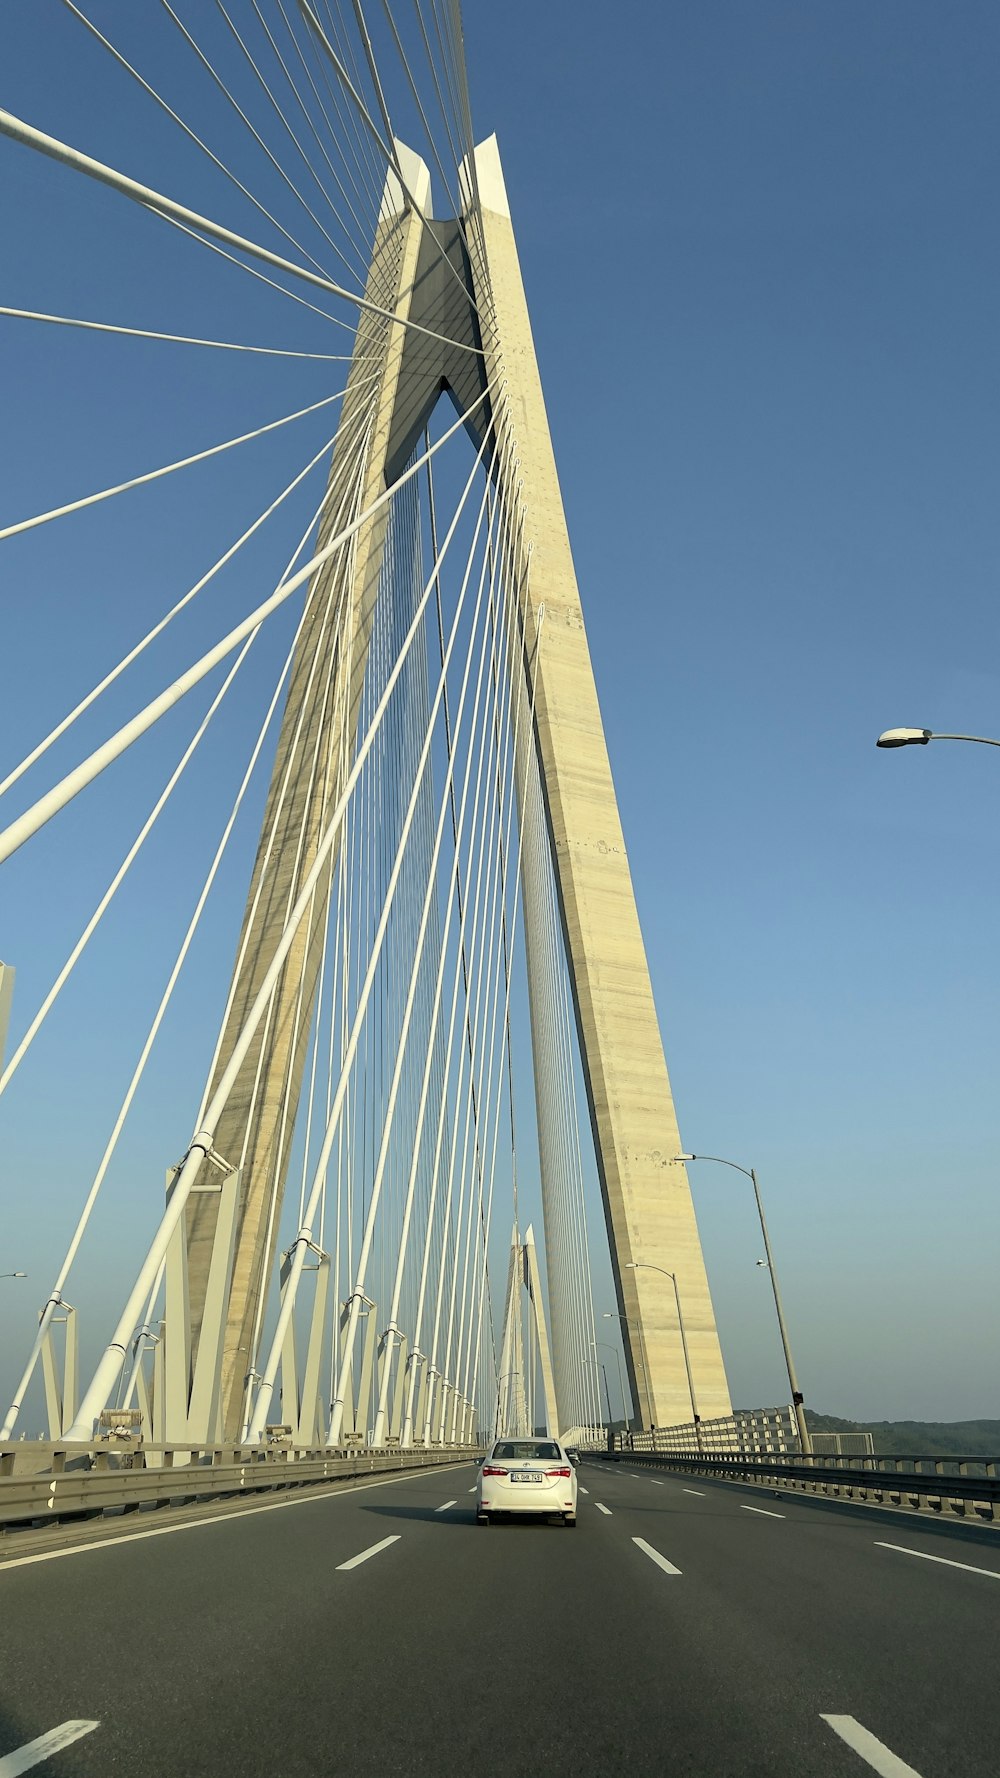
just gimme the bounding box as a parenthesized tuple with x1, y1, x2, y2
(183, 147, 435, 1439)
(187, 136, 730, 1439)
(462, 139, 731, 1428)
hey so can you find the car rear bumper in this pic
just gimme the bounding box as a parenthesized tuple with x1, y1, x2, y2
(478, 1487, 576, 1514)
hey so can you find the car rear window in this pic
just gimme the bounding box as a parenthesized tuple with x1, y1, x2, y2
(491, 1441, 562, 1461)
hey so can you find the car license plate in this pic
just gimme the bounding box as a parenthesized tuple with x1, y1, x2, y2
(510, 1471, 543, 1483)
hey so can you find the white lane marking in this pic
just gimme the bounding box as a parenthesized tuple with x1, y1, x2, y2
(741, 1504, 785, 1519)
(336, 1534, 401, 1571)
(648, 1479, 664, 1486)
(683, 1488, 705, 1497)
(435, 1500, 457, 1513)
(594, 1502, 612, 1515)
(876, 1541, 1000, 1581)
(632, 1536, 681, 1576)
(820, 1714, 923, 1776)
(579, 1486, 589, 1495)
(0, 1721, 99, 1776)
(468, 1486, 477, 1494)
(0, 1462, 470, 1575)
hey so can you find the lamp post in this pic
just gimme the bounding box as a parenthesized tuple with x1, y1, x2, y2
(603, 1308, 653, 1427)
(676, 1153, 812, 1456)
(495, 1370, 522, 1437)
(876, 728, 1000, 750)
(0, 1272, 27, 1281)
(626, 1262, 702, 1449)
(591, 1338, 628, 1427)
(592, 1355, 613, 1445)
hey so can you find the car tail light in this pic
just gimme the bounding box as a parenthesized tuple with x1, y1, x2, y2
(546, 1467, 572, 1478)
(481, 1465, 508, 1477)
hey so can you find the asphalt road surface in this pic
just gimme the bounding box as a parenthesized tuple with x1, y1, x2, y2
(1, 1455, 997, 1776)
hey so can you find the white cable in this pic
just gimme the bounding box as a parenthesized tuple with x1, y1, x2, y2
(295, 1, 486, 325)
(253, 429, 495, 1440)
(0, 641, 254, 1099)
(0, 307, 355, 359)
(191, 393, 380, 1128)
(214, 0, 370, 280)
(235, 427, 378, 1407)
(64, 405, 496, 1438)
(245, 0, 373, 259)
(0, 385, 352, 542)
(59, 0, 359, 285)
(0, 588, 310, 1440)
(421, 475, 523, 1440)
(0, 385, 493, 866)
(0, 107, 485, 355)
(275, 0, 380, 244)
(159, 0, 371, 281)
(368, 471, 504, 1440)
(0, 409, 370, 799)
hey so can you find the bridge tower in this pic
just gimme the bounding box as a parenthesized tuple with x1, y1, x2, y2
(185, 138, 732, 1438)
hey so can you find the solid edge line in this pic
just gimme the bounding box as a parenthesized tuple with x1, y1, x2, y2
(632, 1536, 681, 1576)
(335, 1534, 401, 1571)
(0, 1463, 473, 1574)
(820, 1714, 924, 1776)
(875, 1541, 1000, 1580)
(741, 1504, 785, 1519)
(0, 1720, 99, 1777)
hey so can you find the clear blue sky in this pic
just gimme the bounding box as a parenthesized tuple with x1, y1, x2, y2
(2, 2, 999, 1426)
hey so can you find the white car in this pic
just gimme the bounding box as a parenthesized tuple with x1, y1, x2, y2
(477, 1437, 578, 1527)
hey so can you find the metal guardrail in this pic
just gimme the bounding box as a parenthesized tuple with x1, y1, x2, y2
(595, 1448, 1000, 1522)
(0, 1443, 482, 1536)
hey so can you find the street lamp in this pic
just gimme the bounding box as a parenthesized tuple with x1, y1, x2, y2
(593, 1354, 613, 1433)
(625, 1262, 702, 1448)
(0, 1272, 27, 1280)
(603, 1308, 654, 1427)
(876, 728, 1000, 750)
(591, 1338, 628, 1426)
(676, 1153, 812, 1455)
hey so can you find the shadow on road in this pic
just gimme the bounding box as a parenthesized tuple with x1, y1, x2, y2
(361, 1502, 471, 1523)
(361, 1500, 572, 1528)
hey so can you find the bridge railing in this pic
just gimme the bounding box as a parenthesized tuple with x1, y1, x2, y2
(627, 1407, 801, 1455)
(0, 1442, 483, 1537)
(593, 1447, 1000, 1523)
(575, 1406, 803, 1456)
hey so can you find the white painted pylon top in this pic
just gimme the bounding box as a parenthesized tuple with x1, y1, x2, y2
(379, 139, 432, 223)
(459, 133, 511, 219)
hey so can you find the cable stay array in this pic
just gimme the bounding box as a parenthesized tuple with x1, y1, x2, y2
(0, 0, 608, 1455)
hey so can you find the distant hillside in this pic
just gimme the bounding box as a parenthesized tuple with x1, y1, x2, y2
(806, 1410, 1000, 1459)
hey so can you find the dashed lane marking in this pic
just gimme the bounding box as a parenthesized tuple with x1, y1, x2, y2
(579, 1486, 589, 1495)
(0, 1464, 469, 1574)
(821, 1714, 923, 1776)
(875, 1541, 1000, 1581)
(632, 1537, 681, 1576)
(0, 1721, 99, 1776)
(683, 1488, 705, 1497)
(336, 1535, 402, 1571)
(594, 1503, 612, 1515)
(435, 1500, 457, 1513)
(741, 1504, 785, 1519)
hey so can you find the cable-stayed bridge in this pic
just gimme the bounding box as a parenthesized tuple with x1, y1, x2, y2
(0, 1, 729, 1458)
(2, 11, 993, 1778)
